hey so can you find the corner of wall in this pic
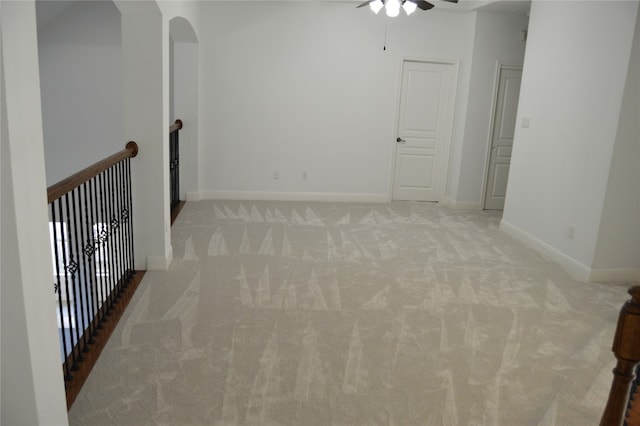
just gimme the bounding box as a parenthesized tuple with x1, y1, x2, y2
(147, 246, 173, 270)
(443, 196, 482, 210)
(588, 268, 640, 283)
(500, 218, 591, 282)
(186, 191, 201, 201)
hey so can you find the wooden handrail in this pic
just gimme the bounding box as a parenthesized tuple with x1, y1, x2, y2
(47, 141, 138, 203)
(601, 286, 640, 426)
(169, 119, 183, 134)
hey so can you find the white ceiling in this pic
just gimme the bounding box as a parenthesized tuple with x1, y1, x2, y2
(34, 0, 532, 29)
(349, 0, 531, 15)
(472, 0, 531, 16)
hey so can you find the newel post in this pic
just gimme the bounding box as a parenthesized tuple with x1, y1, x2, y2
(600, 286, 640, 426)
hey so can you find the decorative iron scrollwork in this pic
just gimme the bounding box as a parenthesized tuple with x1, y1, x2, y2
(121, 208, 129, 221)
(99, 228, 108, 245)
(66, 258, 79, 275)
(83, 239, 96, 258)
(111, 215, 119, 230)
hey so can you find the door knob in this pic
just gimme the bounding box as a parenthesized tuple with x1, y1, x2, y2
(396, 137, 406, 144)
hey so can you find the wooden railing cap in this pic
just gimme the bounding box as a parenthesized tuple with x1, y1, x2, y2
(629, 286, 640, 304)
(169, 119, 183, 134)
(126, 141, 138, 158)
(47, 141, 139, 203)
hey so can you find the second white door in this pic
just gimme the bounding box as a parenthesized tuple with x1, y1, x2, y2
(483, 66, 522, 210)
(392, 60, 455, 202)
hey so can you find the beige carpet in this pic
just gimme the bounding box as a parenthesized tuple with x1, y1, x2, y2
(69, 200, 632, 425)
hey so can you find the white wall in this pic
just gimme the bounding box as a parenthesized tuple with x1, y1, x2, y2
(591, 6, 640, 280)
(1, 1, 69, 423)
(197, 2, 475, 200)
(173, 41, 200, 200)
(161, 2, 201, 203)
(37, 0, 124, 186)
(502, 0, 639, 279)
(450, 10, 528, 206)
(167, 12, 200, 201)
(117, 1, 170, 270)
(37, 0, 202, 270)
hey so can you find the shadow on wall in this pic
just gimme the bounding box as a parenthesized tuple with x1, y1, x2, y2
(37, 0, 124, 185)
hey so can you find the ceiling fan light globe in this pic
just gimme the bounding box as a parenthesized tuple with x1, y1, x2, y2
(369, 0, 384, 14)
(385, 0, 401, 17)
(402, 0, 417, 15)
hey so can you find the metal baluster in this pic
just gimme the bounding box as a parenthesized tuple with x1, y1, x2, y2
(117, 161, 127, 289)
(92, 174, 105, 328)
(175, 128, 180, 211)
(62, 193, 78, 370)
(121, 160, 131, 283)
(107, 166, 117, 306)
(115, 163, 124, 295)
(98, 171, 110, 320)
(69, 188, 84, 363)
(83, 181, 97, 344)
(127, 158, 135, 277)
(103, 168, 113, 313)
(170, 130, 176, 211)
(52, 201, 72, 381)
(170, 132, 174, 211)
(174, 131, 177, 209)
(77, 183, 92, 351)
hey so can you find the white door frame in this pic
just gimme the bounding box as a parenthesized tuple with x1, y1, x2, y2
(388, 57, 459, 203)
(480, 62, 523, 210)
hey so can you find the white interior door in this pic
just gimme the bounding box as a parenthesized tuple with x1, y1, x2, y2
(392, 61, 455, 202)
(483, 66, 522, 210)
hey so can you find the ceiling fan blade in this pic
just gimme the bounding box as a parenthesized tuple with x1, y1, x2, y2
(439, 0, 458, 3)
(413, 0, 435, 10)
(356, 0, 374, 8)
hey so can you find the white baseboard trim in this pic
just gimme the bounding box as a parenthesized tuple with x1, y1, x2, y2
(499, 219, 591, 282)
(198, 191, 389, 203)
(588, 268, 640, 283)
(147, 247, 172, 271)
(186, 191, 201, 202)
(442, 196, 482, 210)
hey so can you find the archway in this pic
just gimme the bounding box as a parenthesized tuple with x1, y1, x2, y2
(36, 0, 124, 185)
(170, 16, 200, 202)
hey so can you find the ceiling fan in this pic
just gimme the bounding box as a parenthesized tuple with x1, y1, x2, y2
(357, 0, 458, 17)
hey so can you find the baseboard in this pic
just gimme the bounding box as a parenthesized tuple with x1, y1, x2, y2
(588, 268, 640, 283)
(147, 246, 172, 270)
(186, 191, 201, 202)
(499, 219, 592, 282)
(198, 190, 389, 203)
(442, 196, 482, 210)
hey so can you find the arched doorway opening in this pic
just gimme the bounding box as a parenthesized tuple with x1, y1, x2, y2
(169, 16, 200, 204)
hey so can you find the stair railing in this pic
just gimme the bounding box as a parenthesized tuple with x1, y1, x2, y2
(600, 286, 640, 425)
(47, 141, 144, 408)
(169, 119, 183, 223)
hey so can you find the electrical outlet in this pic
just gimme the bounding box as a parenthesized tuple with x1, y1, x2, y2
(567, 226, 575, 239)
(273, 171, 279, 180)
(302, 171, 307, 180)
